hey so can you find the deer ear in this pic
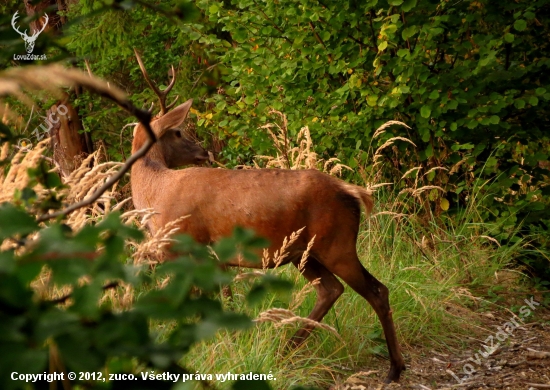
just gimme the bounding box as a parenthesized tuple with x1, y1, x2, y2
(154, 99, 193, 137)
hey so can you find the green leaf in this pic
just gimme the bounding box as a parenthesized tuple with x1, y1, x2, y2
(212, 237, 237, 262)
(535, 88, 546, 96)
(402, 26, 417, 40)
(286, 7, 296, 16)
(388, 0, 403, 5)
(402, 0, 417, 12)
(420, 105, 431, 118)
(35, 310, 80, 341)
(211, 313, 252, 330)
(0, 203, 38, 240)
(399, 85, 410, 93)
(450, 122, 457, 131)
(504, 33, 514, 43)
(48, 258, 92, 285)
(514, 99, 525, 109)
(367, 95, 378, 107)
(188, 31, 201, 40)
(429, 90, 439, 99)
(451, 143, 474, 151)
(0, 250, 15, 273)
(514, 19, 527, 31)
(425, 144, 433, 158)
(447, 100, 458, 110)
(70, 281, 102, 318)
(233, 28, 248, 43)
(397, 48, 409, 57)
(529, 96, 538, 106)
(418, 72, 429, 82)
(0, 347, 48, 380)
(378, 41, 388, 52)
(246, 285, 267, 305)
(489, 115, 500, 124)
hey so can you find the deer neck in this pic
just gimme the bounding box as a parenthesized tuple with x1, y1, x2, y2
(131, 129, 169, 171)
(130, 134, 171, 212)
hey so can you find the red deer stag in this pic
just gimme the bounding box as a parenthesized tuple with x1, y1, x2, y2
(130, 52, 405, 383)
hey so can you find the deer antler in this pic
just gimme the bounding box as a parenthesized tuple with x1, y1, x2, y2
(133, 48, 179, 116)
(11, 11, 29, 39)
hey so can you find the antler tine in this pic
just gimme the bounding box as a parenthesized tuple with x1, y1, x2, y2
(164, 65, 177, 95)
(141, 102, 154, 113)
(133, 48, 177, 116)
(133, 48, 163, 104)
(166, 95, 180, 111)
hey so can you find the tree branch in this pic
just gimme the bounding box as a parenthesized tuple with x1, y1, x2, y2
(309, 22, 333, 62)
(369, 10, 379, 54)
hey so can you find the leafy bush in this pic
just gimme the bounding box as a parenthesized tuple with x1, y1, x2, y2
(188, 0, 550, 277)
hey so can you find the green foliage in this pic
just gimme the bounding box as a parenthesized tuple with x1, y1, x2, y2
(184, 0, 549, 277)
(0, 198, 286, 389)
(61, 0, 211, 162)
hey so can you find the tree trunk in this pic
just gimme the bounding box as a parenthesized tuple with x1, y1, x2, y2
(25, 0, 93, 176)
(24, 0, 64, 34)
(48, 95, 91, 176)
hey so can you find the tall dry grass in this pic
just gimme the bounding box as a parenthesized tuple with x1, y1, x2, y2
(255, 110, 352, 176)
(0, 137, 174, 305)
(0, 140, 130, 227)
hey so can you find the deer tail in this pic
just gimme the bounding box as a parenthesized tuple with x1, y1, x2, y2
(341, 183, 375, 215)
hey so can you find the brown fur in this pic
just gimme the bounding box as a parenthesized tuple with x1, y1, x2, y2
(130, 99, 405, 383)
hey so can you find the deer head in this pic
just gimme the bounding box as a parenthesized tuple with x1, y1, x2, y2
(132, 49, 209, 167)
(11, 11, 49, 54)
(133, 99, 210, 167)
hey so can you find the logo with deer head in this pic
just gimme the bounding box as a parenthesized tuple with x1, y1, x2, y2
(11, 11, 48, 54)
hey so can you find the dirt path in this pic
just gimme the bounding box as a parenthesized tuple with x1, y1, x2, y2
(332, 299, 550, 390)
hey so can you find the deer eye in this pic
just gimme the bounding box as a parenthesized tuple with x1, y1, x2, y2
(174, 130, 182, 138)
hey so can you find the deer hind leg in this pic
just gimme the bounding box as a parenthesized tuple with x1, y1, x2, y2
(322, 253, 406, 384)
(287, 257, 344, 348)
